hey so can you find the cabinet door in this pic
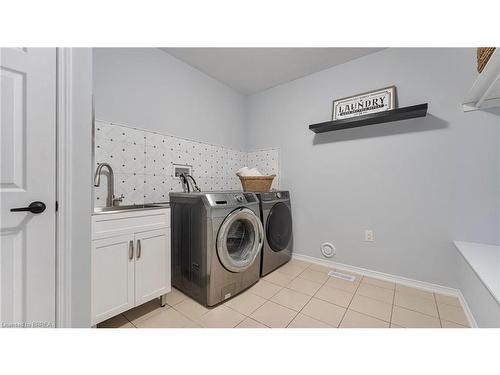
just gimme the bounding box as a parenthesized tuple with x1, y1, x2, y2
(92, 234, 135, 325)
(134, 228, 171, 306)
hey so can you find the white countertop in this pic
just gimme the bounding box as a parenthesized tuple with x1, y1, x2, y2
(454, 241, 500, 304)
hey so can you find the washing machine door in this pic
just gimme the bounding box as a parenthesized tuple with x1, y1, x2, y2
(216, 208, 264, 273)
(266, 202, 292, 252)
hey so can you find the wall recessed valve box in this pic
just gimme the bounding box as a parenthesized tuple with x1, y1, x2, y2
(173, 164, 192, 177)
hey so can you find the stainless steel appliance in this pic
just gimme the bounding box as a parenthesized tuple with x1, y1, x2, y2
(169, 191, 263, 307)
(256, 191, 293, 276)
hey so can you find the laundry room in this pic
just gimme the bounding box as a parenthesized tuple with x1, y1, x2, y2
(1, 4, 499, 373)
(83, 46, 500, 330)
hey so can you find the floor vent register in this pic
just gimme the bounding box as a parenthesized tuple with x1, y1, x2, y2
(328, 270, 356, 282)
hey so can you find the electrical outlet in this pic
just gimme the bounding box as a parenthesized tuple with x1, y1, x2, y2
(364, 230, 374, 242)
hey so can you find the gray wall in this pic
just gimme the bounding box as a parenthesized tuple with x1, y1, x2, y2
(246, 48, 500, 287)
(93, 48, 247, 150)
(93, 47, 499, 288)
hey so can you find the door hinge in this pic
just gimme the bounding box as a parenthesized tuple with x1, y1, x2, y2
(55, 201, 59, 212)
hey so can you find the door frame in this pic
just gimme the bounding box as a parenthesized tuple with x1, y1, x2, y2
(55, 47, 73, 328)
(55, 48, 93, 328)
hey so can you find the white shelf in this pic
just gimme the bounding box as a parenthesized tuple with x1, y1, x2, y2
(463, 49, 500, 112)
(454, 241, 500, 304)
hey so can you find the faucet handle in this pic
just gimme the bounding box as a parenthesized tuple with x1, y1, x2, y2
(112, 194, 124, 206)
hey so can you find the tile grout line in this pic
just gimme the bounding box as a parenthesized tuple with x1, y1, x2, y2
(433, 293, 443, 328)
(121, 313, 137, 328)
(252, 262, 326, 327)
(303, 263, 356, 326)
(337, 276, 363, 328)
(288, 263, 366, 327)
(284, 264, 330, 327)
(391, 294, 442, 320)
(267, 264, 314, 327)
(389, 283, 397, 327)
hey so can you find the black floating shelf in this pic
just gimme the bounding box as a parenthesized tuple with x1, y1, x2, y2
(309, 103, 428, 134)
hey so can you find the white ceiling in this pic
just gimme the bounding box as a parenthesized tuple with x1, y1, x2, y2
(161, 48, 384, 95)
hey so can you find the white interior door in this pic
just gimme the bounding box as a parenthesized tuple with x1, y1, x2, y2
(0, 48, 56, 327)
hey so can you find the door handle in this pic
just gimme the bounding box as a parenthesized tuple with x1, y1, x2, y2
(10, 201, 46, 214)
(136, 239, 141, 259)
(129, 240, 134, 260)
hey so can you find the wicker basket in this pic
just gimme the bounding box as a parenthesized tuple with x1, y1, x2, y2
(238, 175, 276, 192)
(477, 47, 496, 73)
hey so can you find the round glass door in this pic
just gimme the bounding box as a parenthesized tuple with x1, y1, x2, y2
(217, 208, 264, 273)
(266, 202, 292, 252)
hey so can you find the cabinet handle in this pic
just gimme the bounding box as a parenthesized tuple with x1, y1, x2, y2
(137, 239, 141, 259)
(129, 240, 134, 260)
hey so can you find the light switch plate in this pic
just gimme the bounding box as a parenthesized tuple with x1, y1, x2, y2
(364, 230, 374, 242)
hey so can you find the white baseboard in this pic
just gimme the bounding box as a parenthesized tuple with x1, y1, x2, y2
(292, 253, 478, 328)
(455, 289, 478, 328)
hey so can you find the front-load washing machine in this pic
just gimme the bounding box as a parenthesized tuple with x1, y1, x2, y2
(256, 191, 293, 276)
(169, 191, 263, 307)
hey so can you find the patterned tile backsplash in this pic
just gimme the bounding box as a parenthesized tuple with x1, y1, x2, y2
(94, 120, 280, 206)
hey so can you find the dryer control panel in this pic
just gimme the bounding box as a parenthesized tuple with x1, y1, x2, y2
(259, 191, 290, 202)
(205, 192, 259, 207)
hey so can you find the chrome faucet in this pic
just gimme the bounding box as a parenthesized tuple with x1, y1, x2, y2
(94, 163, 124, 207)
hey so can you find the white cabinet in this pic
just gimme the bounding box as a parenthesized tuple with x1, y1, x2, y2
(91, 208, 170, 325)
(92, 234, 135, 324)
(134, 228, 170, 306)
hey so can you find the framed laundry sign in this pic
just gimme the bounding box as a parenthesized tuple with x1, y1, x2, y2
(332, 86, 397, 120)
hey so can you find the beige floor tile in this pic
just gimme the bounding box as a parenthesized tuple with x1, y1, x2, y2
(394, 291, 438, 317)
(437, 303, 469, 326)
(198, 305, 245, 328)
(263, 270, 295, 287)
(435, 294, 461, 307)
(356, 283, 394, 304)
(224, 291, 267, 315)
(287, 313, 332, 328)
(298, 268, 330, 284)
(165, 288, 189, 306)
(349, 294, 392, 322)
(250, 301, 298, 328)
(278, 262, 308, 277)
(395, 284, 434, 300)
(287, 277, 322, 296)
(361, 276, 395, 290)
(123, 299, 169, 324)
(340, 310, 389, 328)
(248, 279, 282, 299)
(97, 314, 134, 328)
(324, 276, 360, 293)
(301, 298, 346, 327)
(441, 319, 468, 328)
(135, 308, 200, 328)
(391, 306, 441, 328)
(236, 317, 269, 328)
(307, 263, 335, 274)
(314, 284, 354, 308)
(390, 323, 404, 328)
(173, 298, 210, 321)
(271, 288, 311, 311)
(288, 259, 310, 269)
